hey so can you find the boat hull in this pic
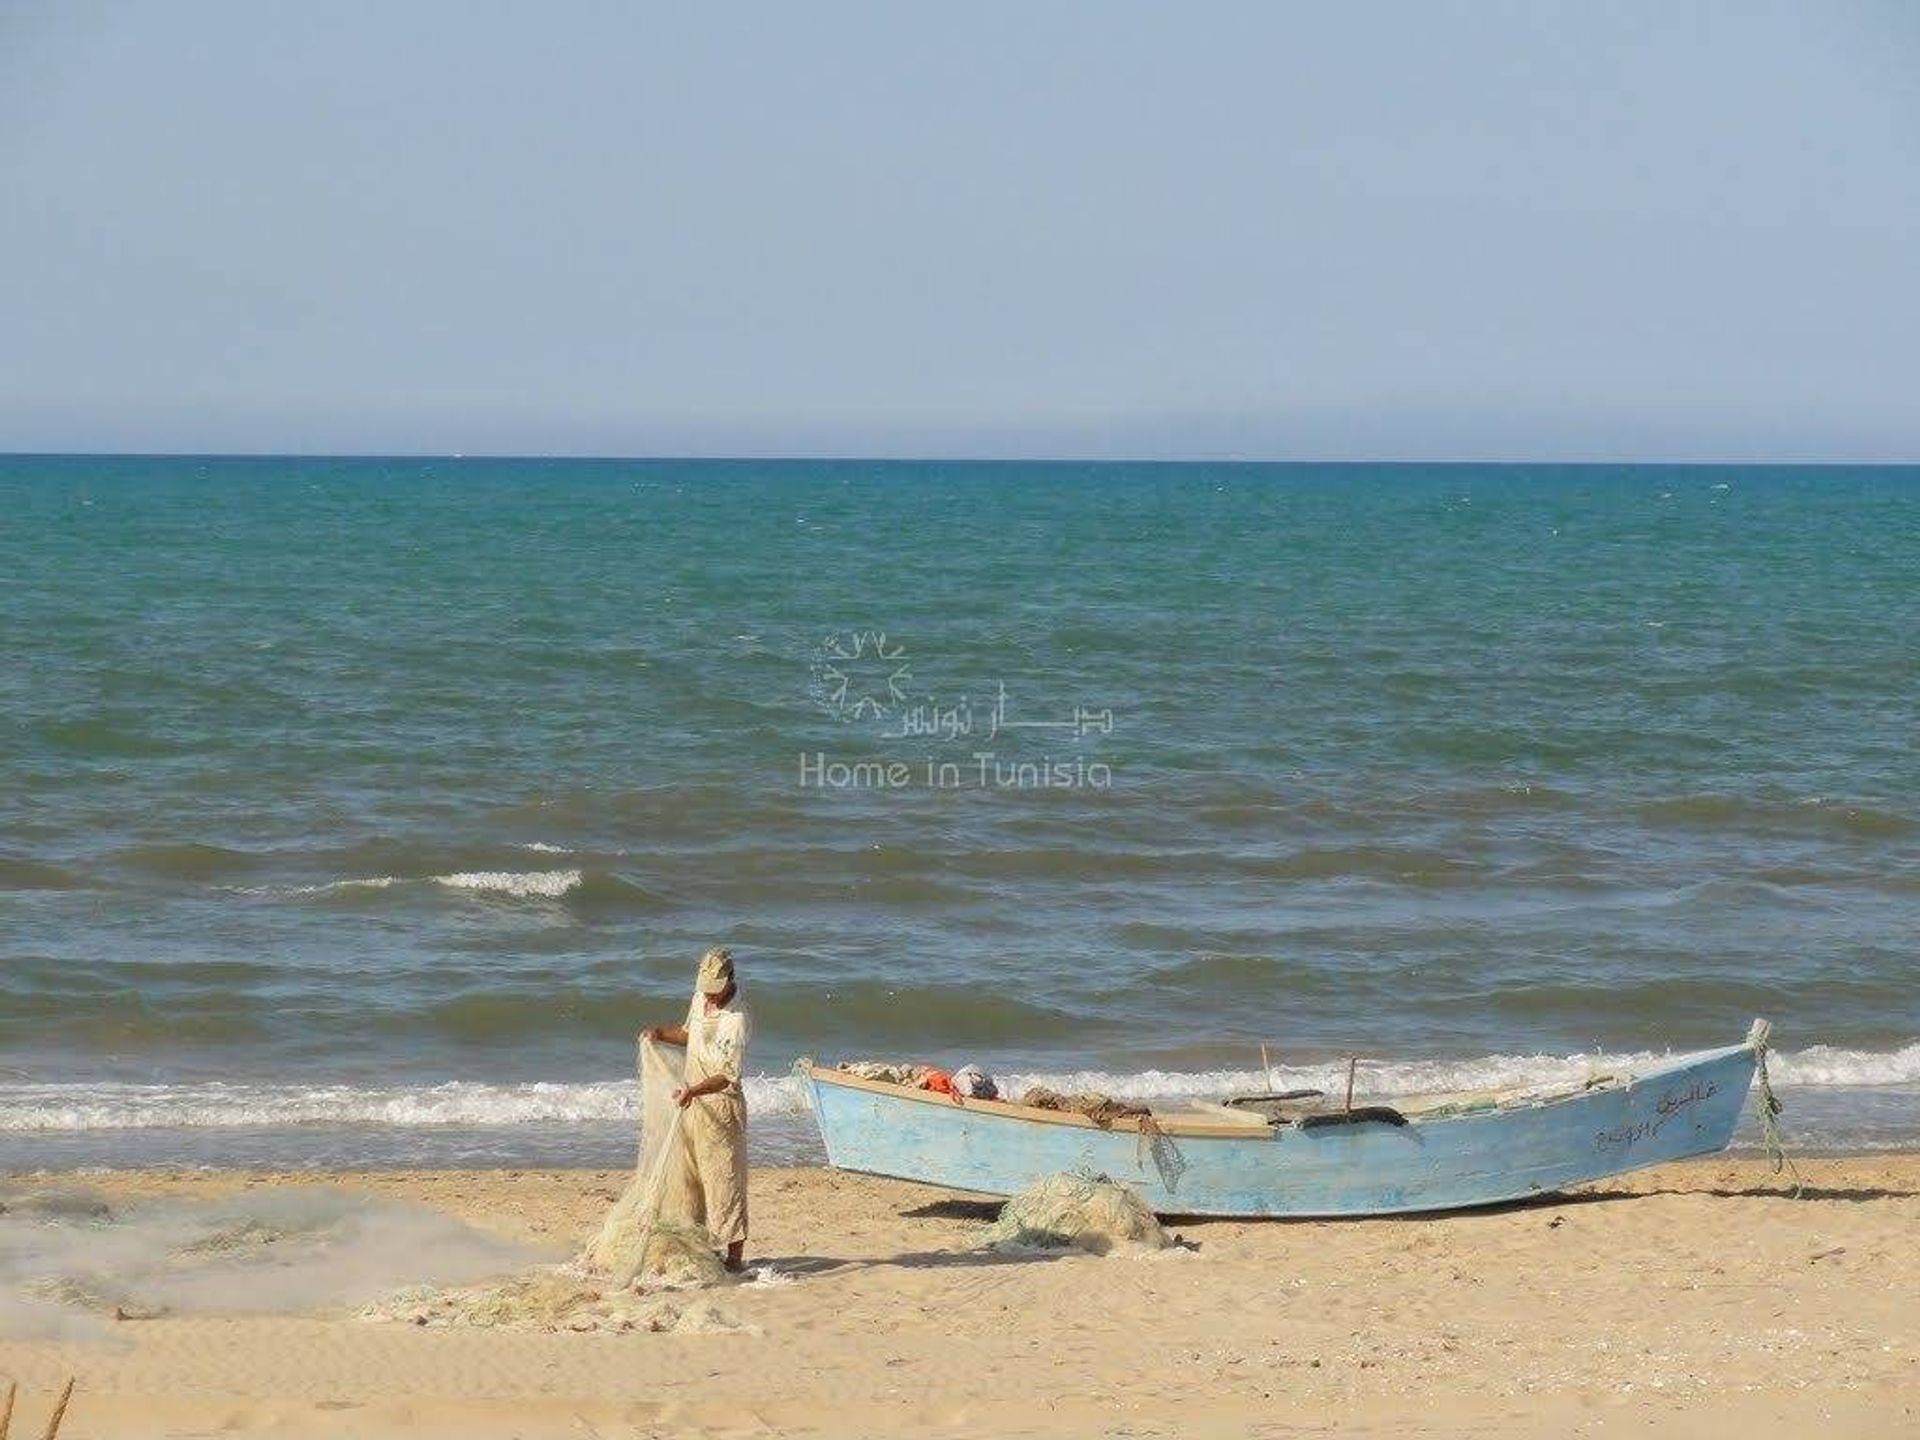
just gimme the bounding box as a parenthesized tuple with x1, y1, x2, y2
(806, 1041, 1758, 1217)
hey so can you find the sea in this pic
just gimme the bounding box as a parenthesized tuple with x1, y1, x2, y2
(2, 456, 1916, 1171)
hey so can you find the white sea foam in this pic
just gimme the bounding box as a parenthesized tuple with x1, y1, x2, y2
(432, 869, 582, 898)
(1766, 1041, 1920, 1087)
(260, 869, 584, 900)
(272, 875, 400, 896)
(2, 1042, 1912, 1134)
(1010, 1042, 1920, 1102)
(0, 1079, 641, 1132)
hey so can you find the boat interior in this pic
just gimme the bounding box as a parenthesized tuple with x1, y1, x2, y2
(813, 1061, 1635, 1136)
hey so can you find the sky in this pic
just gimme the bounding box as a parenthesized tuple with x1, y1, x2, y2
(2, 3, 1917, 460)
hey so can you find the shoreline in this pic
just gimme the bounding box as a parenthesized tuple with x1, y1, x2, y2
(10, 1136, 1918, 1177)
(3, 1156, 1917, 1437)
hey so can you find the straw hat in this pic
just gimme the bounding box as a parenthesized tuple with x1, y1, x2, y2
(696, 946, 735, 994)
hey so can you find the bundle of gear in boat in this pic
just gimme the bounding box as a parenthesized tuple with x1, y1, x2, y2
(827, 1050, 1693, 1131)
(828, 1059, 1463, 1130)
(833, 1060, 1157, 1127)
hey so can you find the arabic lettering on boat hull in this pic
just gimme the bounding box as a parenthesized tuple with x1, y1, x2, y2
(1593, 1079, 1719, 1154)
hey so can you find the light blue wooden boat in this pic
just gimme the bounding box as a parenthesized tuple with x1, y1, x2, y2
(804, 1021, 1773, 1217)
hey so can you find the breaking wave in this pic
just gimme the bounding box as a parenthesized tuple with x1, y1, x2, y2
(240, 869, 662, 906)
(279, 869, 583, 899)
(433, 870, 583, 898)
(3, 1042, 1911, 1134)
(1009, 1041, 1920, 1102)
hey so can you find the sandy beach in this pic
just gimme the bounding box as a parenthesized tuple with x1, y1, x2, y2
(1, 1156, 1914, 1438)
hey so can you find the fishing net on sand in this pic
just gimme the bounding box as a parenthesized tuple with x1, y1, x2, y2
(980, 1172, 1171, 1255)
(578, 1037, 730, 1288)
(362, 1274, 751, 1334)
(361, 1038, 738, 1333)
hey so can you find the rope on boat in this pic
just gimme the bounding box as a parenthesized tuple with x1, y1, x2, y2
(1747, 1018, 1802, 1197)
(1134, 1113, 1187, 1193)
(789, 1055, 817, 1110)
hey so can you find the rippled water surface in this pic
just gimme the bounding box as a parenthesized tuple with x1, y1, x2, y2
(2, 457, 1915, 1165)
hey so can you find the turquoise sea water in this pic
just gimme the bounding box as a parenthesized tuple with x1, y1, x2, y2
(2, 457, 1916, 1167)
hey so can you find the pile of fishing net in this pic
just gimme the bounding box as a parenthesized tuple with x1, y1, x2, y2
(361, 1039, 744, 1334)
(362, 1272, 750, 1335)
(580, 1212, 730, 1288)
(358, 1213, 742, 1335)
(980, 1172, 1171, 1255)
(575, 1037, 735, 1288)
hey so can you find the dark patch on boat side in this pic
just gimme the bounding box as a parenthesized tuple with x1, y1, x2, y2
(1297, 1106, 1410, 1129)
(1224, 1089, 1326, 1108)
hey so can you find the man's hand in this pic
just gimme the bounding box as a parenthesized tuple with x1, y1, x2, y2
(671, 1077, 731, 1107)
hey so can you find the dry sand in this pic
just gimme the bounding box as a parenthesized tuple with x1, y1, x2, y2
(1, 1157, 1915, 1437)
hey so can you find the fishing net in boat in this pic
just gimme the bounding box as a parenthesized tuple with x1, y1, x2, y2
(1018, 1086, 1151, 1127)
(980, 1172, 1171, 1255)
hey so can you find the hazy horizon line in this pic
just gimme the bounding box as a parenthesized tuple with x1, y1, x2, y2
(5, 450, 1919, 469)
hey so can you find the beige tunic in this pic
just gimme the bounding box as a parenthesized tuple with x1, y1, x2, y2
(671, 997, 749, 1245)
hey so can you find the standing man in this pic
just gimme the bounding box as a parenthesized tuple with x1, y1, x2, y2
(642, 946, 750, 1270)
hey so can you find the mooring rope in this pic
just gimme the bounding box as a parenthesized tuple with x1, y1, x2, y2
(1748, 1018, 1803, 1197)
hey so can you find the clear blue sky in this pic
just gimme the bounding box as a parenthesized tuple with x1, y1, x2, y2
(3, 3, 1917, 460)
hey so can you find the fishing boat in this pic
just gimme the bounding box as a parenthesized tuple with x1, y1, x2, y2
(802, 1020, 1778, 1217)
